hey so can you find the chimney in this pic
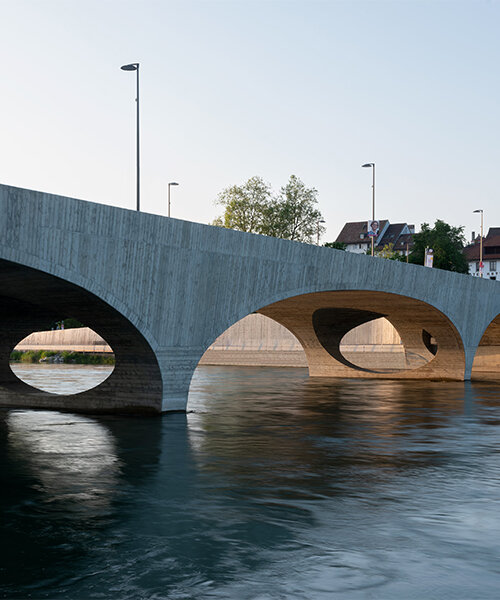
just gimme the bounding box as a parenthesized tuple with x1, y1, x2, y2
(472, 231, 475, 243)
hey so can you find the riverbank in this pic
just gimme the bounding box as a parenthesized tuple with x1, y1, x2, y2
(10, 350, 115, 365)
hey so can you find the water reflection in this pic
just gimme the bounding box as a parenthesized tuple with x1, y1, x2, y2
(7, 410, 119, 511)
(10, 363, 114, 394)
(187, 370, 471, 502)
(1, 366, 500, 598)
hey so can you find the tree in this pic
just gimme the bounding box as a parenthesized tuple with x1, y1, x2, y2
(408, 220, 468, 273)
(262, 175, 323, 243)
(324, 241, 346, 250)
(376, 243, 405, 261)
(213, 175, 324, 243)
(212, 176, 271, 233)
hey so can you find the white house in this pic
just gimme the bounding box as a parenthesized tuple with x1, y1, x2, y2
(464, 228, 500, 280)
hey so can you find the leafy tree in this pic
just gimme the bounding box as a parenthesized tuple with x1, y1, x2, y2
(213, 175, 324, 243)
(212, 176, 271, 233)
(324, 241, 346, 250)
(376, 243, 405, 261)
(262, 175, 323, 243)
(408, 220, 468, 273)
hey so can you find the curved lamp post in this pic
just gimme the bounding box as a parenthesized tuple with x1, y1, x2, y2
(121, 62, 140, 211)
(362, 163, 375, 256)
(473, 209, 484, 277)
(168, 182, 179, 218)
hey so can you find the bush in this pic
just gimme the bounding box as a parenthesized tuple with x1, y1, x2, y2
(9, 350, 115, 365)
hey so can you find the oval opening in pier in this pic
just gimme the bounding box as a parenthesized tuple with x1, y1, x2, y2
(9, 321, 115, 395)
(339, 317, 407, 373)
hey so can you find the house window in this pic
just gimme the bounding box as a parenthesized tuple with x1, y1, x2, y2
(489, 261, 497, 271)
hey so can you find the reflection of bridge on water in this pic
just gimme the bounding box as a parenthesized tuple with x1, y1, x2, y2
(1, 183, 499, 414)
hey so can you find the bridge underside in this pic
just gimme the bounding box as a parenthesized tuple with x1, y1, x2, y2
(258, 291, 467, 381)
(472, 315, 500, 379)
(0, 259, 162, 414)
(2, 258, 498, 415)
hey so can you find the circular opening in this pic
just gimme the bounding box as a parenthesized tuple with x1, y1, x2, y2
(9, 319, 115, 395)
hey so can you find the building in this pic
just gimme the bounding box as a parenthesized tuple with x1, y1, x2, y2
(463, 228, 500, 280)
(335, 220, 415, 256)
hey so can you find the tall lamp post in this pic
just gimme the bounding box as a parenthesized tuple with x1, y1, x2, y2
(362, 162, 375, 256)
(316, 219, 325, 245)
(168, 182, 179, 218)
(473, 209, 484, 277)
(121, 62, 140, 211)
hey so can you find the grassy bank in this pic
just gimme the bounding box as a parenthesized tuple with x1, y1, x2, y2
(10, 350, 115, 365)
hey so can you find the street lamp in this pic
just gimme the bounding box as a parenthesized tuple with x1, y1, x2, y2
(121, 62, 140, 211)
(362, 162, 375, 256)
(473, 209, 484, 277)
(168, 182, 179, 218)
(316, 219, 325, 245)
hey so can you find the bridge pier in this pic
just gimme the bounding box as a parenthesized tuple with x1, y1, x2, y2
(156, 351, 202, 412)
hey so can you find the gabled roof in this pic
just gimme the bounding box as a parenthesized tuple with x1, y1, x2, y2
(377, 223, 407, 247)
(336, 220, 389, 245)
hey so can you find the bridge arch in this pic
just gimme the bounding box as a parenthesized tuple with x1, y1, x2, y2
(195, 289, 467, 391)
(471, 313, 500, 379)
(257, 290, 465, 380)
(0, 258, 162, 413)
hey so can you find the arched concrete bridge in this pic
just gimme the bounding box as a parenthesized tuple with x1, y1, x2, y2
(1, 184, 499, 414)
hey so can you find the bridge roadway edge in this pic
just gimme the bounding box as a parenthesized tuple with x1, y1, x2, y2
(0, 183, 499, 414)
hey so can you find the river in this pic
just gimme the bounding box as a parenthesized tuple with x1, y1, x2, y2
(1, 364, 500, 598)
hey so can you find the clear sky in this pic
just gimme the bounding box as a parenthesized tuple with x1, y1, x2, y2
(1, 0, 498, 243)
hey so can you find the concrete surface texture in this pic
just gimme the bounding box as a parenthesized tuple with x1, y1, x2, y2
(16, 327, 113, 353)
(1, 183, 499, 414)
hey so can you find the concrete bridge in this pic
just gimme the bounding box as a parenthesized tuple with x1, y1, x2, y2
(1, 183, 499, 414)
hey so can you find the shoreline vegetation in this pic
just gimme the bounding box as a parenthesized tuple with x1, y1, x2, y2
(10, 350, 115, 365)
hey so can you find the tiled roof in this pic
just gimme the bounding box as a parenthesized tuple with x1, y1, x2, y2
(335, 220, 389, 245)
(377, 223, 406, 247)
(393, 233, 414, 251)
(464, 227, 500, 261)
(464, 231, 500, 261)
(484, 234, 500, 246)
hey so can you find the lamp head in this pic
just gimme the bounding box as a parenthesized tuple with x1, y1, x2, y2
(362, 163, 374, 168)
(121, 63, 139, 71)
(473, 209, 483, 213)
(169, 182, 179, 186)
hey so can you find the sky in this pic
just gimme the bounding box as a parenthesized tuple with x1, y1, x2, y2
(1, 0, 499, 243)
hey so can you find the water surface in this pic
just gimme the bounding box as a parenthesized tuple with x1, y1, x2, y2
(1, 365, 500, 598)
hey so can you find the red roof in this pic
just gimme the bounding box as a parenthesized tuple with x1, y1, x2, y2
(464, 228, 500, 261)
(336, 220, 413, 251)
(335, 220, 389, 245)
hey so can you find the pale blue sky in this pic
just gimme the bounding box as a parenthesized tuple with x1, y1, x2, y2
(1, 0, 499, 242)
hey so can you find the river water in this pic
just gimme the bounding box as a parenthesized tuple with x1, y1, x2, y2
(2, 365, 500, 599)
